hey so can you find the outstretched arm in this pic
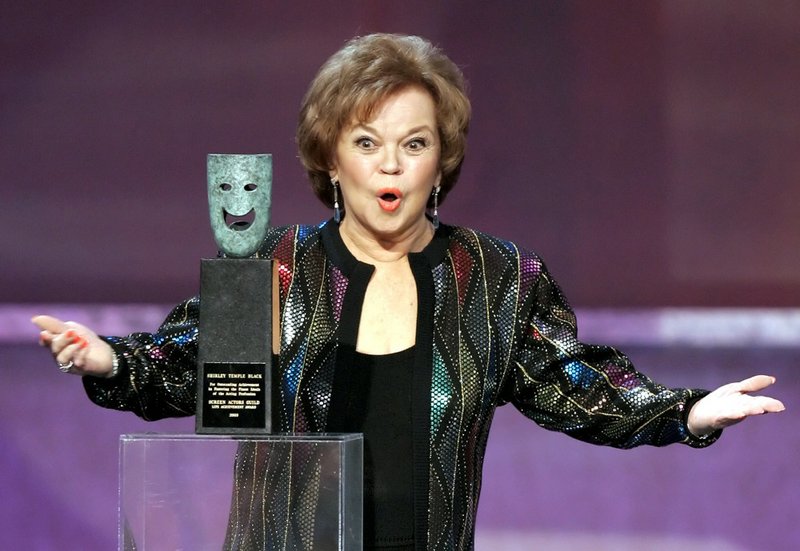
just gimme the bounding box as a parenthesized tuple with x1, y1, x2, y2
(687, 375, 785, 437)
(506, 250, 786, 449)
(31, 298, 200, 421)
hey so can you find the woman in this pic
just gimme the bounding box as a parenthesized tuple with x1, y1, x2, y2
(34, 34, 783, 550)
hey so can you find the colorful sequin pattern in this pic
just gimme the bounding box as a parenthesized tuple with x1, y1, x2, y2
(84, 222, 715, 550)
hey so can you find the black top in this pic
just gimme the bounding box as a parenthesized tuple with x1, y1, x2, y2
(349, 346, 416, 550)
(323, 220, 439, 550)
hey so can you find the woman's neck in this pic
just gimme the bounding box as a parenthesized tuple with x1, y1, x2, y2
(338, 218, 434, 265)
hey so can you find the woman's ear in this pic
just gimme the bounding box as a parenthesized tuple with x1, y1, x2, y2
(328, 156, 338, 181)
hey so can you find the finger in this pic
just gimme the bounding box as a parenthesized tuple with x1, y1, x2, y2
(735, 375, 776, 394)
(756, 397, 785, 413)
(63, 322, 96, 343)
(39, 330, 54, 347)
(60, 341, 95, 374)
(50, 329, 82, 355)
(49, 331, 71, 355)
(31, 315, 68, 333)
(734, 396, 786, 420)
(71, 339, 90, 369)
(56, 342, 82, 366)
(71, 337, 90, 367)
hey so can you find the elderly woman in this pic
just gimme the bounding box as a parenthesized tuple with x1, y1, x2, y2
(34, 34, 783, 550)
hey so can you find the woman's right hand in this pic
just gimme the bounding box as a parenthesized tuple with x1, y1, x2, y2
(32, 315, 115, 377)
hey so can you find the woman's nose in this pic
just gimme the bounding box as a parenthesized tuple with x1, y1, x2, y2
(379, 148, 402, 174)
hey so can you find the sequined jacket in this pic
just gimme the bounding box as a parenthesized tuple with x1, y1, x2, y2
(84, 221, 716, 550)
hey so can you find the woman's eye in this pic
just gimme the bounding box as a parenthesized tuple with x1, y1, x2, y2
(406, 138, 428, 151)
(355, 137, 375, 149)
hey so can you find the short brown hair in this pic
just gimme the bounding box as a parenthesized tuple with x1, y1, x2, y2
(297, 33, 471, 208)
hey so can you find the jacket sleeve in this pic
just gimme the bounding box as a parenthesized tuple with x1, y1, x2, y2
(82, 297, 200, 421)
(501, 257, 719, 449)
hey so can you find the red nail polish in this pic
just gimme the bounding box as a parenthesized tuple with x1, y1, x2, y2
(80, 340, 88, 349)
(66, 330, 75, 339)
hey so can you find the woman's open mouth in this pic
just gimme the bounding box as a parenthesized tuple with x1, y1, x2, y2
(377, 188, 402, 212)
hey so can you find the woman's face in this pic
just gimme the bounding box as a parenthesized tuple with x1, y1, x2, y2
(330, 86, 441, 244)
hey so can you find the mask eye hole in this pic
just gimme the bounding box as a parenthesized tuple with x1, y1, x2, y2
(220, 183, 232, 191)
(244, 183, 257, 191)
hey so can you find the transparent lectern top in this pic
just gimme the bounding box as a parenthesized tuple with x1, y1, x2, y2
(119, 433, 363, 550)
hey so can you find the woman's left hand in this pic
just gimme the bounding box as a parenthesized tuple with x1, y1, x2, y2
(687, 375, 785, 437)
(32, 315, 116, 377)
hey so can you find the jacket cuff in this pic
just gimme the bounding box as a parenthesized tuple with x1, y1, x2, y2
(680, 391, 722, 448)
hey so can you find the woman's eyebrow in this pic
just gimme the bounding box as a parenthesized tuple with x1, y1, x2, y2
(349, 123, 436, 136)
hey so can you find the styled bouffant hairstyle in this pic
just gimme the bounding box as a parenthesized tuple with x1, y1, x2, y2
(297, 33, 471, 208)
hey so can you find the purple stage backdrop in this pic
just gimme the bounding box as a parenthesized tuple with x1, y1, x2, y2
(2, 1, 799, 306)
(2, 2, 799, 550)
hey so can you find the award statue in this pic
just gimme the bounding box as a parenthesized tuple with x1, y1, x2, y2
(196, 154, 275, 434)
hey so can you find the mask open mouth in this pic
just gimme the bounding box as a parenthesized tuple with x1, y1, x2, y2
(224, 208, 255, 231)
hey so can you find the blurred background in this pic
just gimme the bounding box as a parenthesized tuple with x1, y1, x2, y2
(1, 1, 797, 549)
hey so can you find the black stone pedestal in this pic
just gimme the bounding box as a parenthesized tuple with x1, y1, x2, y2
(196, 258, 273, 434)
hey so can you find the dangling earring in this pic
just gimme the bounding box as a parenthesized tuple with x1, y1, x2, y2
(431, 186, 441, 230)
(331, 177, 342, 223)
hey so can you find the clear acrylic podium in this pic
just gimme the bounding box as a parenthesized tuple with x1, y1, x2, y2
(119, 433, 363, 550)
